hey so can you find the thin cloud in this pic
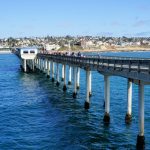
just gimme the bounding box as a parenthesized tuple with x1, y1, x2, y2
(135, 31, 150, 37)
(133, 19, 150, 27)
(111, 21, 121, 27)
(138, 5, 150, 11)
(97, 32, 114, 36)
(57, 22, 74, 29)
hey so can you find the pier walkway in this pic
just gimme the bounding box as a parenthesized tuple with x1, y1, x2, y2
(18, 51, 150, 149)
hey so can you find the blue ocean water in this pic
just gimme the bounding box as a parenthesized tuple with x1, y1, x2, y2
(0, 52, 150, 149)
(86, 51, 150, 58)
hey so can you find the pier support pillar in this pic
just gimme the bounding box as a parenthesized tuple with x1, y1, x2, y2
(62, 65, 64, 81)
(37, 59, 39, 68)
(84, 69, 90, 109)
(40, 59, 42, 71)
(56, 63, 60, 86)
(34, 58, 38, 69)
(89, 71, 92, 97)
(103, 75, 110, 123)
(44, 59, 47, 74)
(125, 78, 132, 123)
(73, 67, 77, 98)
(42, 59, 44, 72)
(136, 81, 145, 149)
(76, 68, 80, 89)
(47, 60, 50, 78)
(40, 59, 43, 72)
(68, 66, 72, 85)
(34, 59, 37, 69)
(63, 65, 67, 91)
(52, 62, 55, 82)
(23, 59, 27, 72)
(37, 59, 39, 70)
(32, 59, 35, 72)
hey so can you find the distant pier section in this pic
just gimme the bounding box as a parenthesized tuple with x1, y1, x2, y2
(15, 47, 38, 72)
(0, 47, 12, 53)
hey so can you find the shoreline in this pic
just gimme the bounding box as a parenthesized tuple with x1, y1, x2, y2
(0, 51, 11, 54)
(58, 46, 150, 53)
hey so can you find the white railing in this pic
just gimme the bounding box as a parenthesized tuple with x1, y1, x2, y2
(37, 53, 150, 74)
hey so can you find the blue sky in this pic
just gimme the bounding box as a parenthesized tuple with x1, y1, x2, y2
(0, 0, 150, 38)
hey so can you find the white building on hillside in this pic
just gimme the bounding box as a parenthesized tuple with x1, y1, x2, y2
(44, 44, 60, 51)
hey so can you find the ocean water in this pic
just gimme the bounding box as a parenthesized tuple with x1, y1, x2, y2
(85, 51, 150, 58)
(0, 52, 150, 149)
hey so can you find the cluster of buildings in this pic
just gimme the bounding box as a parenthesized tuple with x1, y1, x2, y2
(0, 36, 150, 51)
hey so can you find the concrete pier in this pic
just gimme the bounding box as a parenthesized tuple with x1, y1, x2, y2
(76, 68, 80, 89)
(40, 59, 42, 71)
(84, 70, 90, 109)
(32, 60, 35, 71)
(136, 81, 145, 149)
(68, 66, 72, 85)
(34, 59, 37, 69)
(73, 67, 77, 98)
(17, 51, 150, 147)
(44, 59, 47, 73)
(52, 61, 55, 82)
(36, 59, 38, 69)
(23, 59, 27, 72)
(47, 60, 50, 78)
(89, 71, 92, 96)
(43, 59, 46, 73)
(38, 59, 40, 70)
(56, 63, 60, 86)
(63, 64, 67, 91)
(125, 78, 132, 123)
(42, 59, 44, 72)
(62, 65, 64, 81)
(103, 75, 110, 123)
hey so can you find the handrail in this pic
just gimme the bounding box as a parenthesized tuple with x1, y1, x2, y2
(37, 53, 150, 74)
(37, 53, 150, 61)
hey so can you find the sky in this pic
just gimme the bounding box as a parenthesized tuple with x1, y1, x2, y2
(0, 0, 150, 38)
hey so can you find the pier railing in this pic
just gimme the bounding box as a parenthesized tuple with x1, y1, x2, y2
(37, 54, 150, 83)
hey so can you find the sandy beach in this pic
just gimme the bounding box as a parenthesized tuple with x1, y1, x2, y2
(78, 46, 150, 53)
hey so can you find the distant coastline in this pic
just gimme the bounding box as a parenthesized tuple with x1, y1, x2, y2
(70, 46, 150, 52)
(59, 46, 150, 53)
(0, 51, 11, 54)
